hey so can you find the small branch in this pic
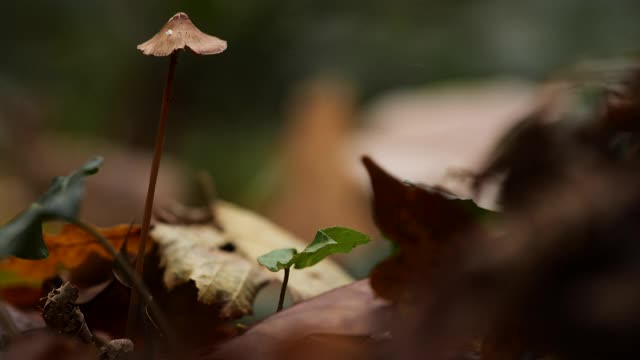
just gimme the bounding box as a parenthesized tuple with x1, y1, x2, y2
(277, 268, 290, 312)
(60, 217, 176, 347)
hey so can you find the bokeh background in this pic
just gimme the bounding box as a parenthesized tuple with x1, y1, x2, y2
(2, 1, 640, 277)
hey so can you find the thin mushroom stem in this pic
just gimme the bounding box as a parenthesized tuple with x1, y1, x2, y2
(277, 268, 290, 312)
(129, 51, 179, 334)
(59, 216, 176, 347)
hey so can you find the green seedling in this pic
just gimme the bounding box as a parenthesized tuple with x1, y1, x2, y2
(258, 227, 370, 312)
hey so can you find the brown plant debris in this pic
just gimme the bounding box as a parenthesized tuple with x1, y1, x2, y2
(42, 282, 93, 344)
(98, 339, 134, 360)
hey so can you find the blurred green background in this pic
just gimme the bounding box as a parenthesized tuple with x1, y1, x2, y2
(1, 0, 640, 202)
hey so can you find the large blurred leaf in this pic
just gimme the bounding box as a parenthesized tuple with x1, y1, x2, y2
(0, 158, 103, 260)
(362, 156, 490, 302)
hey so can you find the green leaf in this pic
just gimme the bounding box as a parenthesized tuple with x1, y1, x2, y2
(0, 157, 103, 260)
(293, 227, 369, 269)
(37, 157, 103, 218)
(257, 227, 370, 273)
(257, 248, 297, 272)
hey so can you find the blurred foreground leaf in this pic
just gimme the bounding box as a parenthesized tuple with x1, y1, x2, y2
(0, 158, 103, 260)
(363, 156, 490, 303)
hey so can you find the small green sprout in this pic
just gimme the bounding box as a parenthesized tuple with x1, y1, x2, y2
(258, 226, 370, 312)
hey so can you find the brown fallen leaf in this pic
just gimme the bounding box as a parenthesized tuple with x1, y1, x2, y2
(210, 279, 391, 360)
(362, 156, 479, 303)
(3, 332, 96, 360)
(0, 224, 142, 281)
(0, 301, 45, 337)
(151, 200, 355, 317)
(279, 334, 378, 360)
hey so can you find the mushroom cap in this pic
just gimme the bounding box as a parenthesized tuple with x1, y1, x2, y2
(137, 12, 227, 57)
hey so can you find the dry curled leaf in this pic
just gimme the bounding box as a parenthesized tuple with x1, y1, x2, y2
(363, 156, 482, 303)
(154, 232, 269, 319)
(0, 224, 142, 280)
(151, 201, 354, 317)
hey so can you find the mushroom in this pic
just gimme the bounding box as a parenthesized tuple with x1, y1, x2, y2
(137, 12, 227, 56)
(130, 12, 226, 333)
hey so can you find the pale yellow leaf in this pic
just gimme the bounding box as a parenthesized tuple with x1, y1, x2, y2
(151, 201, 354, 315)
(154, 224, 269, 318)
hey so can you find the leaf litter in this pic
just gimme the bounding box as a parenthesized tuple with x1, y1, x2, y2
(4, 58, 640, 360)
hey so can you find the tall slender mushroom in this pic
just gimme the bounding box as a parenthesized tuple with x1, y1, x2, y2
(130, 12, 227, 334)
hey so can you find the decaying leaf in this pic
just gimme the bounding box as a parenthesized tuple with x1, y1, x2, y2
(211, 279, 391, 360)
(151, 201, 355, 311)
(154, 230, 269, 319)
(363, 156, 488, 303)
(0, 224, 141, 280)
(0, 158, 103, 260)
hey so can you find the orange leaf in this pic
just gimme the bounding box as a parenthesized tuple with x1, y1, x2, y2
(0, 224, 141, 280)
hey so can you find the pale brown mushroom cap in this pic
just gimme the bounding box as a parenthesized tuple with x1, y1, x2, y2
(137, 12, 227, 57)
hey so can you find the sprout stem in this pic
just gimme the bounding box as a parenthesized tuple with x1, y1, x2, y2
(277, 268, 290, 312)
(129, 51, 179, 335)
